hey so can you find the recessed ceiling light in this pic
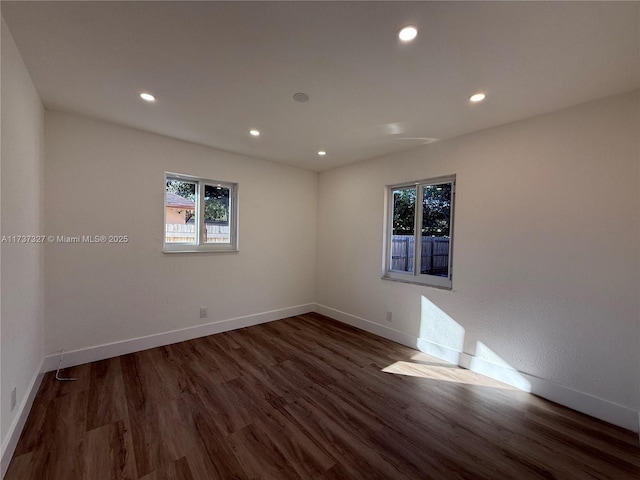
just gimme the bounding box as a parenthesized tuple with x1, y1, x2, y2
(398, 26, 418, 42)
(249, 129, 260, 136)
(469, 93, 486, 103)
(140, 92, 155, 102)
(318, 151, 327, 156)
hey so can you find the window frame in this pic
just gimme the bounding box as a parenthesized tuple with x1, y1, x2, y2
(384, 175, 455, 289)
(163, 172, 238, 253)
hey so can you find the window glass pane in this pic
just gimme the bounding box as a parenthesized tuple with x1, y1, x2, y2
(165, 180, 196, 244)
(391, 187, 416, 272)
(204, 184, 230, 244)
(420, 183, 451, 277)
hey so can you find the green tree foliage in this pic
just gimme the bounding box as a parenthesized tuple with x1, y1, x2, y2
(166, 180, 230, 224)
(393, 188, 416, 235)
(166, 179, 196, 201)
(204, 185, 229, 223)
(393, 183, 451, 237)
(422, 184, 451, 236)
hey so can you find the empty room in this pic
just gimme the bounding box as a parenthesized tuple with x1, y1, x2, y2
(1, 1, 639, 479)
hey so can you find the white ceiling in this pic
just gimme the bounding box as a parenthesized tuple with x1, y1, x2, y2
(2, 1, 638, 172)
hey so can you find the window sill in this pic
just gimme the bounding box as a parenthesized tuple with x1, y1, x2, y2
(163, 247, 239, 254)
(381, 275, 453, 291)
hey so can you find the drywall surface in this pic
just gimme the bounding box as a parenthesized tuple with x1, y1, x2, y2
(0, 17, 45, 446)
(44, 111, 317, 354)
(316, 91, 639, 411)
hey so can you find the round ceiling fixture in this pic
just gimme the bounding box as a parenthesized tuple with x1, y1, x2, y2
(140, 92, 156, 102)
(398, 26, 418, 42)
(318, 151, 327, 156)
(249, 129, 260, 136)
(469, 93, 486, 103)
(293, 92, 310, 103)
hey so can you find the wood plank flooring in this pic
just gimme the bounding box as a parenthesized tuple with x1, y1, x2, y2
(6, 313, 640, 479)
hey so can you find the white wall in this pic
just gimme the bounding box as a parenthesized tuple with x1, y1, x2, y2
(0, 17, 45, 454)
(316, 91, 639, 424)
(44, 111, 317, 354)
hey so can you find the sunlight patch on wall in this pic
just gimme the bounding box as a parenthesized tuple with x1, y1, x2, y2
(419, 296, 465, 350)
(469, 342, 532, 392)
(417, 296, 465, 363)
(415, 296, 531, 392)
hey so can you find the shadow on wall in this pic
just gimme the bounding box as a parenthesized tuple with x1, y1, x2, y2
(393, 295, 533, 392)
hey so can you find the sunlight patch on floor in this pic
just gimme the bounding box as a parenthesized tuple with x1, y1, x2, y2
(381, 361, 519, 390)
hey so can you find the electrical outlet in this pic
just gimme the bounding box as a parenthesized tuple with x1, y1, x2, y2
(200, 308, 207, 319)
(386, 311, 393, 322)
(10, 387, 16, 411)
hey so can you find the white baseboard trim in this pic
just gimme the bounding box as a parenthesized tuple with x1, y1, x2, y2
(519, 369, 639, 432)
(1, 358, 45, 479)
(416, 338, 462, 365)
(313, 304, 639, 433)
(458, 351, 534, 392)
(42, 304, 315, 372)
(313, 304, 418, 349)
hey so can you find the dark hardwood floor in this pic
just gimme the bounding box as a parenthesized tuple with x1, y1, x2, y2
(6, 313, 640, 479)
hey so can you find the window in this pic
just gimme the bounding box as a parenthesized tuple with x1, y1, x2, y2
(385, 175, 455, 289)
(164, 172, 238, 252)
